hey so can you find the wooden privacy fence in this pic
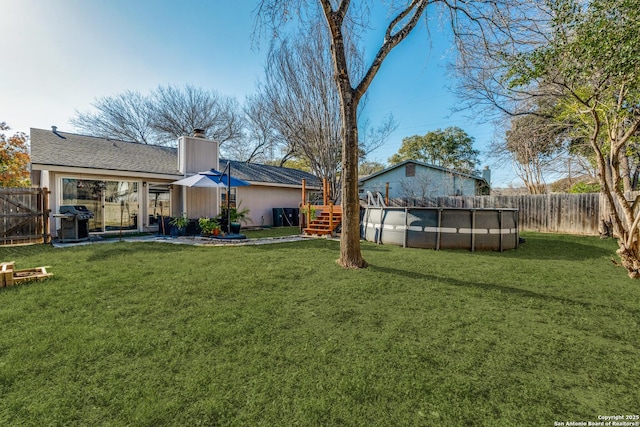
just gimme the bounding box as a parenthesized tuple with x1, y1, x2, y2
(388, 193, 604, 235)
(0, 187, 50, 245)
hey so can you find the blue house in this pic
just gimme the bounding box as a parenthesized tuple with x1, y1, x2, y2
(359, 160, 491, 201)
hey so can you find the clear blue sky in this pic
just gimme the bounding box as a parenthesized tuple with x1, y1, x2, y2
(1, 0, 515, 186)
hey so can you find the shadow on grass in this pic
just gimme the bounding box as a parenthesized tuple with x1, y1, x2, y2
(84, 241, 193, 261)
(359, 232, 615, 261)
(497, 235, 614, 261)
(367, 263, 637, 315)
(422, 235, 615, 261)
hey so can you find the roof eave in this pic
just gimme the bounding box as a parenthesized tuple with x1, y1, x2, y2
(30, 163, 182, 180)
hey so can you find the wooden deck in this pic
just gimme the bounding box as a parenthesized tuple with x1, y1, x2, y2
(303, 204, 342, 236)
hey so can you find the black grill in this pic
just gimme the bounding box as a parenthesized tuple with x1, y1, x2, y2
(56, 205, 94, 242)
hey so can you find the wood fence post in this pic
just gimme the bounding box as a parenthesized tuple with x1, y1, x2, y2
(329, 202, 334, 235)
(301, 179, 306, 231)
(43, 187, 51, 243)
(385, 182, 389, 206)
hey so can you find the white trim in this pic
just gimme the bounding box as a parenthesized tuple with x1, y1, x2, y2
(32, 163, 181, 181)
(365, 223, 517, 235)
(459, 228, 489, 235)
(57, 174, 144, 234)
(248, 181, 322, 190)
(489, 228, 517, 234)
(439, 227, 458, 233)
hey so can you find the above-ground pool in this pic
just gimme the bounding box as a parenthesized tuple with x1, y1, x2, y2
(362, 207, 519, 251)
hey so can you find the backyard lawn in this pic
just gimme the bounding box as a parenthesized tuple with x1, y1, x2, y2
(0, 232, 638, 426)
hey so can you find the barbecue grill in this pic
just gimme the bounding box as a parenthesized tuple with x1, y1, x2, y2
(54, 205, 94, 242)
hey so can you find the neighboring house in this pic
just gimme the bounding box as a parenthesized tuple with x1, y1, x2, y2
(359, 160, 491, 201)
(29, 127, 319, 236)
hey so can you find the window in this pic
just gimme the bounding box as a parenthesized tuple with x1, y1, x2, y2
(405, 163, 416, 177)
(221, 188, 237, 209)
(61, 178, 139, 232)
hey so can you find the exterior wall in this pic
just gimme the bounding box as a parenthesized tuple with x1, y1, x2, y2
(184, 186, 220, 219)
(360, 164, 480, 199)
(236, 185, 308, 227)
(178, 136, 219, 174)
(30, 134, 315, 233)
(30, 170, 41, 188)
(32, 167, 179, 237)
(44, 170, 143, 236)
(174, 135, 221, 219)
(171, 185, 183, 218)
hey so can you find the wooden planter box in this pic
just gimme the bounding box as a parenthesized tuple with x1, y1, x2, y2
(1, 261, 53, 287)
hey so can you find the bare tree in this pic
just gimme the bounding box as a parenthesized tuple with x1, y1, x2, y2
(71, 90, 156, 144)
(400, 173, 433, 204)
(255, 19, 396, 203)
(149, 85, 244, 145)
(257, 1, 476, 268)
(259, 24, 343, 200)
(500, 101, 567, 194)
(222, 93, 292, 164)
(71, 85, 244, 147)
(257, 21, 349, 201)
(358, 114, 397, 160)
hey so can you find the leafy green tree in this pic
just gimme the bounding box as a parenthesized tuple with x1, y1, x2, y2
(358, 161, 386, 176)
(279, 157, 312, 173)
(0, 122, 30, 187)
(457, 0, 640, 276)
(388, 127, 479, 174)
(569, 182, 601, 194)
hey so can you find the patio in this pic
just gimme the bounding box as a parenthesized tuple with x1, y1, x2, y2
(50, 232, 309, 248)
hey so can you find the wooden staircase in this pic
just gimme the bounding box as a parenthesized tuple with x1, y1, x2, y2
(303, 205, 342, 236)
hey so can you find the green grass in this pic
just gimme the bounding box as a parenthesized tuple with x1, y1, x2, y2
(0, 232, 638, 426)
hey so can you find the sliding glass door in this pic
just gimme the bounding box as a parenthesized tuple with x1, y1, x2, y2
(147, 184, 171, 231)
(61, 178, 139, 233)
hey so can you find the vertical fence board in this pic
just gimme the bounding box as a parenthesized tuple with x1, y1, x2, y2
(386, 192, 622, 236)
(0, 188, 50, 245)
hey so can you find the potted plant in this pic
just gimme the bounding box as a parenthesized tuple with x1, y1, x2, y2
(198, 217, 220, 237)
(169, 213, 189, 236)
(301, 204, 317, 227)
(228, 203, 251, 234)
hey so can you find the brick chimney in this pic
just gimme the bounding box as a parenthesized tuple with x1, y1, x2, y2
(482, 166, 491, 186)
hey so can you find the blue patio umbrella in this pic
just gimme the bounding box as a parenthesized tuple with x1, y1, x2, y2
(201, 169, 250, 187)
(202, 164, 250, 235)
(171, 173, 228, 188)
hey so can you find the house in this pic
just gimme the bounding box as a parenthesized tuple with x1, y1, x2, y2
(29, 127, 320, 236)
(359, 160, 491, 201)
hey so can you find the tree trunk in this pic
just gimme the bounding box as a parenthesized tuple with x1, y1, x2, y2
(594, 133, 640, 277)
(620, 152, 632, 192)
(338, 94, 367, 268)
(617, 243, 640, 279)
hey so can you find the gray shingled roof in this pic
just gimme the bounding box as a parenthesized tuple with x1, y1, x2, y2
(30, 128, 180, 175)
(30, 128, 320, 186)
(219, 159, 320, 187)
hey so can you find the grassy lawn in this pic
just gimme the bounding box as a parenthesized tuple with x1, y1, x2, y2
(0, 232, 638, 426)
